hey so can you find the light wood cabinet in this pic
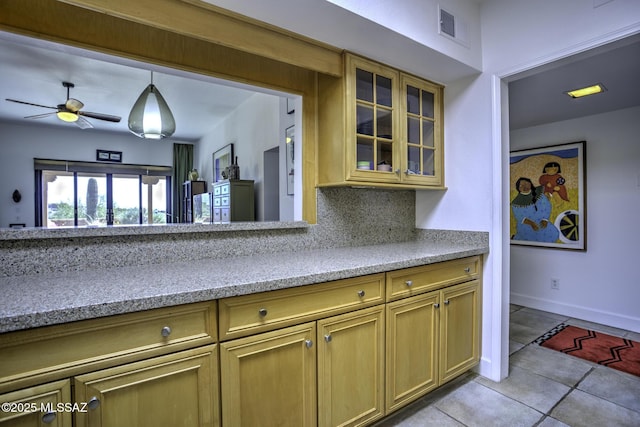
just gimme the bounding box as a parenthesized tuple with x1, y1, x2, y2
(0, 380, 71, 427)
(74, 346, 219, 427)
(219, 323, 317, 426)
(385, 261, 481, 413)
(0, 256, 481, 427)
(385, 292, 439, 412)
(439, 281, 481, 384)
(318, 53, 444, 189)
(317, 306, 385, 427)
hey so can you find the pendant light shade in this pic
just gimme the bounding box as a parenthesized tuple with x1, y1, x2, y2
(128, 72, 175, 139)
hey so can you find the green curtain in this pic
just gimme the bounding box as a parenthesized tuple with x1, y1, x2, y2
(172, 143, 194, 223)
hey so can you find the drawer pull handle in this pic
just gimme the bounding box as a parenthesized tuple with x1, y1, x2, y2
(434, 303, 440, 309)
(161, 326, 172, 337)
(405, 280, 413, 287)
(88, 397, 101, 410)
(444, 300, 450, 305)
(324, 334, 332, 343)
(258, 308, 268, 317)
(42, 412, 56, 424)
(305, 339, 313, 348)
(464, 267, 471, 273)
(357, 290, 365, 298)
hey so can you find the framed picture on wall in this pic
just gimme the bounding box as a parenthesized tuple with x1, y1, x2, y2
(285, 125, 294, 195)
(213, 143, 234, 182)
(509, 141, 586, 251)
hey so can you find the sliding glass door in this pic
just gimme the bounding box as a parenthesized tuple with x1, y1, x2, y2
(39, 165, 170, 227)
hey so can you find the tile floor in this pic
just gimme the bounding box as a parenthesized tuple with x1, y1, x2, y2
(374, 305, 640, 427)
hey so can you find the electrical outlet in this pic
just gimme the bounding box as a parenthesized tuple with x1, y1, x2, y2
(551, 278, 560, 290)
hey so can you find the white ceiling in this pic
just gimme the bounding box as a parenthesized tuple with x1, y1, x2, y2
(1, 7, 639, 138)
(508, 33, 640, 130)
(0, 32, 273, 142)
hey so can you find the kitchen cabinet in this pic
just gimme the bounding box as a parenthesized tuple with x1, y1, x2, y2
(317, 306, 385, 427)
(182, 180, 207, 223)
(219, 307, 385, 427)
(0, 379, 71, 426)
(74, 346, 218, 427)
(0, 302, 218, 426)
(318, 53, 444, 189)
(385, 258, 481, 412)
(219, 323, 317, 426)
(1, 255, 482, 427)
(218, 274, 386, 427)
(439, 281, 481, 384)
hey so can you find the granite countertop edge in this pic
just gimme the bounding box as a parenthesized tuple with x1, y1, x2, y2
(0, 241, 489, 334)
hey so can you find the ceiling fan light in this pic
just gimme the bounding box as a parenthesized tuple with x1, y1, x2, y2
(56, 111, 78, 122)
(128, 78, 175, 139)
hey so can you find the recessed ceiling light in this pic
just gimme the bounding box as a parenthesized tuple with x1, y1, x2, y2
(565, 83, 607, 99)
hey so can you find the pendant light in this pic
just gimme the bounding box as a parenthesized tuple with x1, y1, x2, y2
(128, 71, 176, 139)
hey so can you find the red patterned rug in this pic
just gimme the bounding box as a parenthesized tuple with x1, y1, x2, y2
(537, 324, 640, 377)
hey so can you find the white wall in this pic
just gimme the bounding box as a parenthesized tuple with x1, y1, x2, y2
(0, 121, 174, 227)
(481, 0, 640, 379)
(510, 106, 640, 332)
(194, 92, 293, 221)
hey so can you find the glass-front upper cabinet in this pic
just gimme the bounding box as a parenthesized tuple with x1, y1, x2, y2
(317, 53, 444, 189)
(347, 55, 401, 184)
(400, 73, 443, 187)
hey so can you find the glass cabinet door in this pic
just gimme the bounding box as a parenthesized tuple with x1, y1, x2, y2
(401, 74, 443, 186)
(349, 55, 400, 182)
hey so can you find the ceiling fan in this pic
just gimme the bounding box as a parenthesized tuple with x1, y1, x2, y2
(5, 81, 121, 129)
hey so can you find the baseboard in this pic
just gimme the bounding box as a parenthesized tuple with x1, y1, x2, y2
(511, 293, 640, 333)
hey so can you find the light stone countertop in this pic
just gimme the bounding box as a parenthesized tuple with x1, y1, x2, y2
(0, 240, 488, 334)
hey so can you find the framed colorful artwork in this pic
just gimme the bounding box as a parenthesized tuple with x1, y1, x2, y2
(509, 141, 586, 250)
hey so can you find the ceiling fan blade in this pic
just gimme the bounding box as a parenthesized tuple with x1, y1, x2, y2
(6, 98, 57, 110)
(65, 98, 84, 112)
(79, 111, 121, 123)
(24, 112, 56, 119)
(74, 116, 94, 129)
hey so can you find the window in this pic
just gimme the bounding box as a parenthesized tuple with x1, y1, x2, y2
(35, 159, 172, 227)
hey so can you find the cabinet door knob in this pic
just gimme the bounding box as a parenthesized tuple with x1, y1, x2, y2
(258, 308, 268, 317)
(444, 300, 450, 305)
(324, 334, 332, 343)
(434, 303, 440, 309)
(357, 290, 365, 298)
(161, 326, 172, 337)
(405, 280, 413, 287)
(464, 267, 471, 273)
(42, 412, 56, 424)
(395, 169, 401, 175)
(88, 397, 101, 410)
(305, 339, 313, 348)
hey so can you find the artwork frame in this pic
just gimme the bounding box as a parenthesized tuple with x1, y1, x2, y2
(285, 125, 295, 195)
(509, 141, 586, 251)
(213, 143, 234, 183)
(96, 149, 122, 163)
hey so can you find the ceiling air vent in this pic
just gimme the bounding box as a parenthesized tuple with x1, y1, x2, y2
(440, 8, 455, 38)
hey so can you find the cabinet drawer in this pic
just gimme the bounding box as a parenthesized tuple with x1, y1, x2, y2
(220, 184, 230, 195)
(220, 196, 230, 207)
(213, 208, 222, 222)
(219, 274, 385, 340)
(213, 197, 222, 207)
(221, 208, 230, 223)
(386, 257, 480, 301)
(0, 302, 217, 393)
